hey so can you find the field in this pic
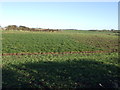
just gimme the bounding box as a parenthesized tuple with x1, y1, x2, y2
(2, 30, 120, 88)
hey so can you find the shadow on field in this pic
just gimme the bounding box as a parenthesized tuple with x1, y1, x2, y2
(3, 58, 119, 89)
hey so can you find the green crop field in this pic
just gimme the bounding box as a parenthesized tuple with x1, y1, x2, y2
(2, 30, 119, 88)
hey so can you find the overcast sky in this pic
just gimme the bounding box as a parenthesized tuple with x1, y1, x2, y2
(1, 2, 118, 30)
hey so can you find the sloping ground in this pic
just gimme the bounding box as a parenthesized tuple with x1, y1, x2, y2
(2, 30, 119, 88)
(2, 53, 119, 88)
(2, 30, 118, 54)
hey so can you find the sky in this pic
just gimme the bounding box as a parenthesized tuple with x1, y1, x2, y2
(0, 2, 118, 30)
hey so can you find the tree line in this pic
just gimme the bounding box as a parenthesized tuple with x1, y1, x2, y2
(5, 25, 38, 31)
(3, 25, 60, 32)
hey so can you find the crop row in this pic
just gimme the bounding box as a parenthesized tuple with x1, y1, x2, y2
(2, 31, 118, 54)
(2, 52, 119, 88)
